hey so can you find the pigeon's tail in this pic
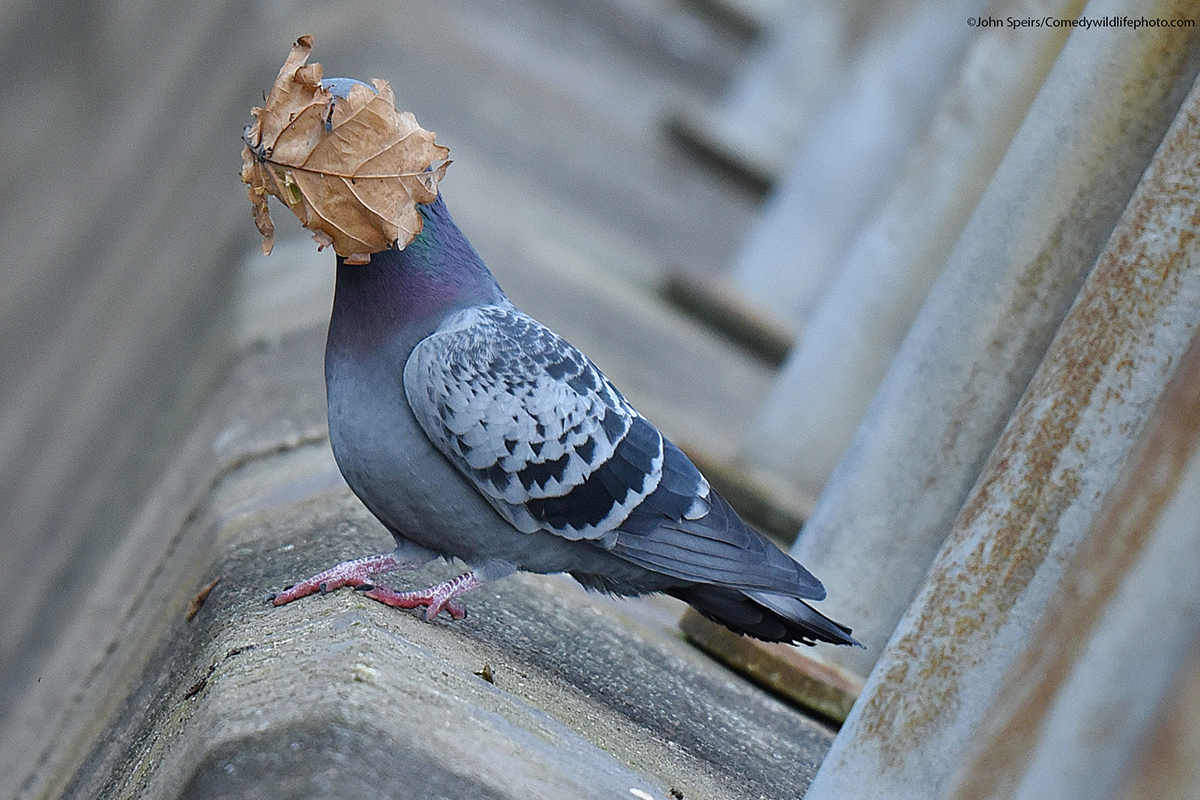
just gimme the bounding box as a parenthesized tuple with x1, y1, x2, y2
(670, 584, 864, 647)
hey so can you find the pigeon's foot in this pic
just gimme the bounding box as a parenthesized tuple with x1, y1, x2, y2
(269, 551, 419, 606)
(355, 570, 485, 621)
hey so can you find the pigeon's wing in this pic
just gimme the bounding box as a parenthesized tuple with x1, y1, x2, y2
(611, 443, 826, 599)
(404, 304, 826, 599)
(404, 304, 685, 543)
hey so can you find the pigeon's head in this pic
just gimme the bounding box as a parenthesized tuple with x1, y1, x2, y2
(241, 78, 378, 150)
(321, 77, 376, 100)
(320, 76, 448, 233)
(321, 78, 377, 132)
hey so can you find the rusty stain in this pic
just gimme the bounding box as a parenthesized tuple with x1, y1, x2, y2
(852, 32, 1200, 779)
(948, 320, 1200, 800)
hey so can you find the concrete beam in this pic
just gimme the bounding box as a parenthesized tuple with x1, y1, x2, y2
(804, 38, 1200, 798)
(788, 0, 1200, 679)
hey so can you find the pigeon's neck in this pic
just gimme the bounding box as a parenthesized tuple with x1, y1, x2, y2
(327, 194, 506, 356)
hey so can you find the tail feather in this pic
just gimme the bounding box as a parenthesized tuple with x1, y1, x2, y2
(671, 584, 863, 647)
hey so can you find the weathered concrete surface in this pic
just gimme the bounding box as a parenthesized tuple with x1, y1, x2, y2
(940, 310, 1200, 800)
(805, 49, 1200, 800)
(0, 328, 327, 800)
(747, 0, 1081, 497)
(0, 2, 815, 796)
(0, 0, 773, 768)
(0, 0, 268, 733)
(6, 326, 837, 800)
(787, 0, 1200, 679)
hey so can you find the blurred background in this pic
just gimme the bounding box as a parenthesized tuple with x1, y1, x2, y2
(5, 0, 1200, 797)
(0, 0, 800, 733)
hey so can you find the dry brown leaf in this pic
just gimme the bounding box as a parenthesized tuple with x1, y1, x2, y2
(241, 35, 450, 263)
(186, 577, 220, 621)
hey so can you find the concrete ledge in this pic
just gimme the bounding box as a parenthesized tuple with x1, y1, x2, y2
(680, 610, 863, 724)
(71, 445, 667, 799)
(8, 325, 836, 800)
(1, 327, 328, 800)
(659, 270, 796, 368)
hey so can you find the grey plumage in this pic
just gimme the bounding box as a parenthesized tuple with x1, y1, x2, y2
(268, 80, 860, 649)
(406, 304, 661, 543)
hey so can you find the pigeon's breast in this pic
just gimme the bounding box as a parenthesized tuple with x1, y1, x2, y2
(326, 346, 475, 544)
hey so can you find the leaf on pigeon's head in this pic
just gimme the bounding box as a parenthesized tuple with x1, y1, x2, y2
(241, 35, 450, 264)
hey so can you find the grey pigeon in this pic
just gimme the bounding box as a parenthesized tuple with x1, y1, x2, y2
(269, 81, 860, 648)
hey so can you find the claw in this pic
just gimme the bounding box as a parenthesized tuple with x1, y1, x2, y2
(357, 570, 483, 621)
(270, 551, 420, 606)
(269, 554, 483, 624)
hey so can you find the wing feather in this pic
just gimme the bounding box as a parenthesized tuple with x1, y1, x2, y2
(405, 305, 664, 540)
(404, 304, 823, 601)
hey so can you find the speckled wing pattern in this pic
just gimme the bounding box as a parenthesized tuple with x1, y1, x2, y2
(404, 304, 710, 544)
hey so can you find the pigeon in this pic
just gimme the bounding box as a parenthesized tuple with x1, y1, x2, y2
(268, 81, 861, 648)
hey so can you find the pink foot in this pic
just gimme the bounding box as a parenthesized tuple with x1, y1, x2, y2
(269, 552, 420, 606)
(357, 571, 484, 621)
